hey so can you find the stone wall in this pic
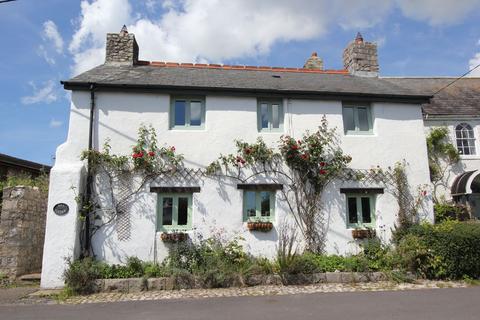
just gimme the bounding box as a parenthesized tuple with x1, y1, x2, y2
(0, 186, 47, 278)
(105, 30, 139, 65)
(343, 35, 379, 77)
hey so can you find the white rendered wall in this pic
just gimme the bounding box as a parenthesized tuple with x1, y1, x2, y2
(424, 119, 480, 200)
(42, 90, 434, 286)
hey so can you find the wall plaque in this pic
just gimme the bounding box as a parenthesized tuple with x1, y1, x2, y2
(53, 203, 69, 216)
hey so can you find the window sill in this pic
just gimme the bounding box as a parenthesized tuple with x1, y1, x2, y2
(459, 155, 480, 160)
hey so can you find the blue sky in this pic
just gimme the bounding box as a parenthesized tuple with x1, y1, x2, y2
(1, 0, 479, 166)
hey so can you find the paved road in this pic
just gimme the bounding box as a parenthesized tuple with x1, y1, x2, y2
(1, 287, 479, 320)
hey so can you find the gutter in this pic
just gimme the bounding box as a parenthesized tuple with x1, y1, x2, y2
(60, 81, 432, 104)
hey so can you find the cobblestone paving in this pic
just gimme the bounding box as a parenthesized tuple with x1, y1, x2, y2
(43, 280, 469, 305)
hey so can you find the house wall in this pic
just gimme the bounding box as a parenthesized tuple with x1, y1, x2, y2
(41, 90, 433, 288)
(424, 119, 480, 199)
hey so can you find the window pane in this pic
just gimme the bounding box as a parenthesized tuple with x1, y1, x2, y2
(245, 191, 256, 217)
(357, 107, 369, 131)
(260, 191, 270, 216)
(190, 101, 202, 126)
(178, 197, 189, 225)
(162, 197, 173, 225)
(343, 107, 355, 131)
(347, 197, 358, 224)
(260, 103, 269, 129)
(272, 104, 280, 128)
(361, 197, 372, 223)
(175, 100, 186, 126)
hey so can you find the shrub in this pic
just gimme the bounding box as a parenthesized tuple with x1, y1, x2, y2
(63, 258, 102, 295)
(434, 202, 470, 223)
(397, 221, 480, 279)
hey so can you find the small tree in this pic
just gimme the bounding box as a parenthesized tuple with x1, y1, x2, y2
(207, 117, 351, 253)
(426, 127, 459, 203)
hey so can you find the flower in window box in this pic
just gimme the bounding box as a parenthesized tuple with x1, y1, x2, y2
(160, 231, 188, 243)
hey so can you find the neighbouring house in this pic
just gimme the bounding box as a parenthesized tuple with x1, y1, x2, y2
(0, 153, 51, 182)
(40, 28, 478, 289)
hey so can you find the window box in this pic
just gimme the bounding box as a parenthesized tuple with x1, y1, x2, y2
(351, 228, 375, 239)
(160, 231, 188, 242)
(246, 221, 273, 232)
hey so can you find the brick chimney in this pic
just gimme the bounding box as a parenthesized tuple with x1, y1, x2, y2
(303, 52, 323, 70)
(105, 25, 139, 65)
(342, 32, 379, 77)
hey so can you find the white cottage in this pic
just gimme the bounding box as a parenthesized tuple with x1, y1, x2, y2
(41, 30, 441, 288)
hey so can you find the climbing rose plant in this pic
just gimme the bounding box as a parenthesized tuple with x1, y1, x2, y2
(207, 117, 352, 253)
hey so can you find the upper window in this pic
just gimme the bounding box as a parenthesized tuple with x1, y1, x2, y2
(243, 190, 275, 221)
(157, 193, 192, 231)
(170, 97, 205, 129)
(342, 104, 372, 134)
(346, 194, 375, 228)
(258, 99, 283, 132)
(455, 123, 476, 155)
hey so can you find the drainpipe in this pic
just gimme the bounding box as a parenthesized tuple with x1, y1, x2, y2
(83, 82, 96, 257)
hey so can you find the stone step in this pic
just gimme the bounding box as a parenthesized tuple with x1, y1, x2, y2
(18, 273, 41, 282)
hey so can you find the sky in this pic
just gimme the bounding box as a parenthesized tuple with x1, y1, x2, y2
(0, 0, 480, 166)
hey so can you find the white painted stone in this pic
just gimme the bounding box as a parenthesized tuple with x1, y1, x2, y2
(40, 91, 434, 288)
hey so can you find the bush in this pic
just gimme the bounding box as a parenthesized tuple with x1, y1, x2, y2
(397, 221, 480, 279)
(434, 202, 470, 223)
(63, 258, 102, 295)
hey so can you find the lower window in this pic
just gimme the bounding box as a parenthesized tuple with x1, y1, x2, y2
(243, 191, 275, 221)
(346, 194, 375, 228)
(157, 193, 192, 231)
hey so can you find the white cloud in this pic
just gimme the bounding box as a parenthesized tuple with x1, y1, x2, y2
(468, 52, 480, 76)
(68, 0, 480, 75)
(37, 45, 56, 65)
(43, 20, 64, 53)
(21, 80, 58, 105)
(49, 119, 63, 128)
(396, 0, 480, 26)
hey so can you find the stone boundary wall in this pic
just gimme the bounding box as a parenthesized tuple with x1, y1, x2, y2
(0, 186, 47, 278)
(93, 272, 404, 293)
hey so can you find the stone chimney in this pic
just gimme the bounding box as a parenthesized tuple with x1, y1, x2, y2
(105, 25, 139, 65)
(342, 32, 379, 77)
(303, 52, 323, 70)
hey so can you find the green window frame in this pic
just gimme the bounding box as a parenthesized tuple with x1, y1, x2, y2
(342, 104, 373, 135)
(243, 190, 275, 221)
(345, 194, 376, 229)
(170, 96, 205, 129)
(257, 99, 284, 132)
(157, 193, 193, 231)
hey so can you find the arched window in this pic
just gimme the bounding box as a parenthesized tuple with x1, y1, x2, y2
(455, 123, 476, 155)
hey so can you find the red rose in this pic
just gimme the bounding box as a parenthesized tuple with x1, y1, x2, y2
(297, 140, 302, 145)
(291, 145, 299, 150)
(320, 162, 326, 167)
(171, 146, 176, 151)
(319, 169, 327, 175)
(245, 148, 252, 155)
(138, 152, 144, 157)
(148, 151, 155, 157)
(421, 190, 427, 196)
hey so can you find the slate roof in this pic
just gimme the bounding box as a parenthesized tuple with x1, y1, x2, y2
(384, 78, 480, 116)
(62, 63, 430, 103)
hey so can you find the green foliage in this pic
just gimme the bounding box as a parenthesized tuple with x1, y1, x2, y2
(63, 257, 102, 295)
(396, 221, 480, 279)
(80, 124, 184, 174)
(0, 172, 49, 193)
(434, 202, 470, 223)
(426, 127, 459, 202)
